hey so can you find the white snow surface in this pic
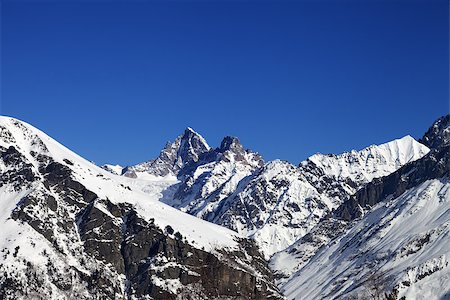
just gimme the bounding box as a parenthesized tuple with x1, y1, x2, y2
(305, 135, 429, 186)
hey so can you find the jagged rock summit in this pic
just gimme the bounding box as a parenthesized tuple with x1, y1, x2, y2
(124, 127, 211, 178)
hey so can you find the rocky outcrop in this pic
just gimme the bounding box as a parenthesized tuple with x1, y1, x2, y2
(0, 146, 36, 190)
(76, 197, 282, 299)
(419, 114, 450, 149)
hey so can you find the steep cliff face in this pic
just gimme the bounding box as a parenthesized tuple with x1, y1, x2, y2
(419, 114, 450, 149)
(0, 117, 283, 300)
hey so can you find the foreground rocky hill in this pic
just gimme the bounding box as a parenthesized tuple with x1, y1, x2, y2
(0, 116, 283, 299)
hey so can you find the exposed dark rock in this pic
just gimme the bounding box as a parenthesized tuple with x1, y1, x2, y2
(0, 146, 36, 189)
(77, 200, 125, 274)
(124, 127, 211, 177)
(419, 114, 450, 149)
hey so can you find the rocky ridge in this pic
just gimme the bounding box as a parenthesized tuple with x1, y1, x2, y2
(121, 130, 428, 257)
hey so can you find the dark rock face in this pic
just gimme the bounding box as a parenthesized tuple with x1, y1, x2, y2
(0, 146, 36, 190)
(419, 114, 450, 149)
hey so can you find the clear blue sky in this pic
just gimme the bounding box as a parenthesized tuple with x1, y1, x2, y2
(1, 0, 448, 166)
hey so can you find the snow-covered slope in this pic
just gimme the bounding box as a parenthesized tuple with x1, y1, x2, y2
(0, 116, 282, 299)
(282, 178, 450, 300)
(101, 164, 124, 175)
(210, 159, 335, 257)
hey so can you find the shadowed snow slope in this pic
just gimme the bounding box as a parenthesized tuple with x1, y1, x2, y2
(282, 178, 450, 300)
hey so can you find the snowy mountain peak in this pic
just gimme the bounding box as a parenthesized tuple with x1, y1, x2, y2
(214, 136, 263, 168)
(181, 126, 210, 150)
(419, 114, 450, 149)
(176, 126, 211, 161)
(304, 135, 429, 187)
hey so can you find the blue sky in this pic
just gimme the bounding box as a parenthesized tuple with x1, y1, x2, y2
(1, 0, 448, 166)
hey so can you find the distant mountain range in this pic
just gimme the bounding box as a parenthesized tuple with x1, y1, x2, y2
(1, 114, 448, 299)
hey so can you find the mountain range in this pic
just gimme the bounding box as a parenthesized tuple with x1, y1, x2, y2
(0, 114, 449, 299)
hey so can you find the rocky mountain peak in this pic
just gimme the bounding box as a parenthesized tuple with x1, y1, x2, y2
(419, 114, 450, 149)
(218, 136, 243, 152)
(302, 135, 429, 189)
(206, 135, 264, 168)
(177, 126, 211, 161)
(123, 127, 210, 177)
